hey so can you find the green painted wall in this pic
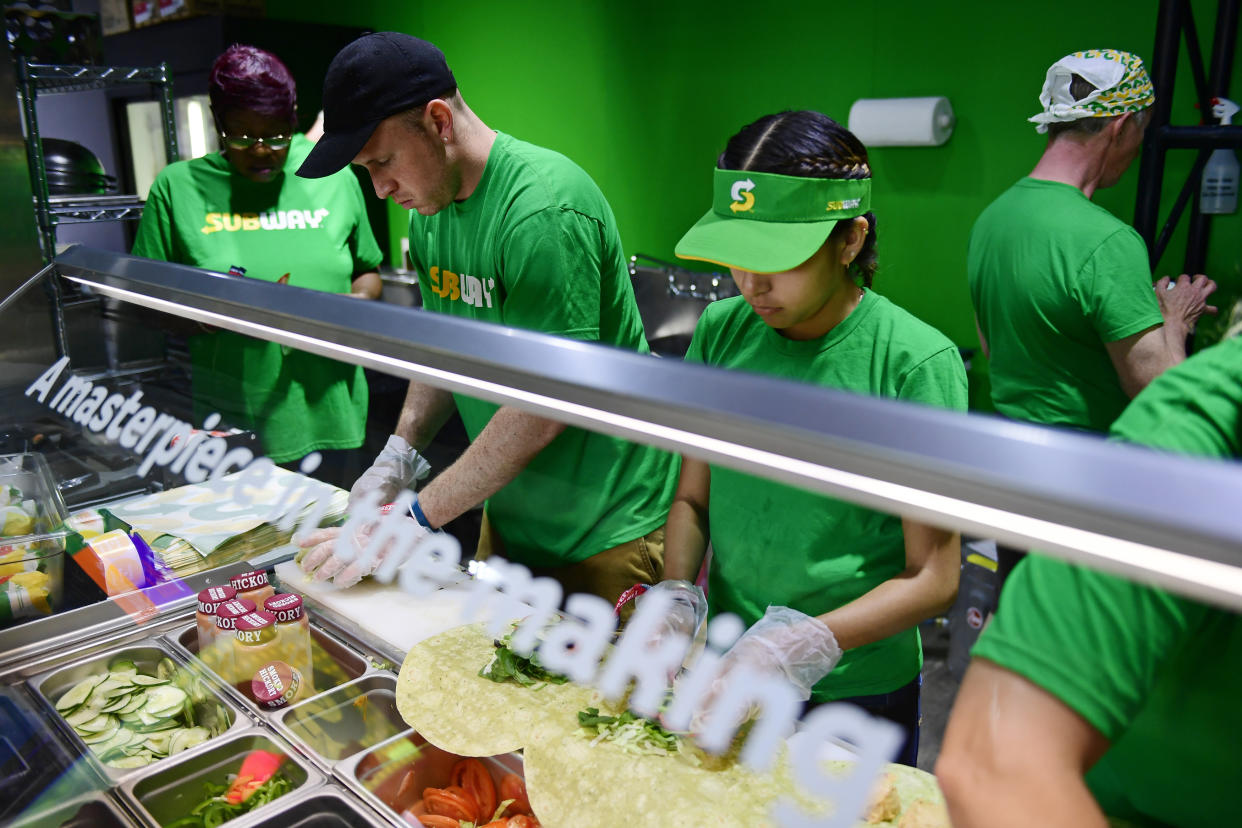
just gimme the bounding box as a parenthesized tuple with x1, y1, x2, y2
(268, 0, 1242, 408)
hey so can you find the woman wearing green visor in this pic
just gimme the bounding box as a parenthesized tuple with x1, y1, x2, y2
(652, 111, 966, 765)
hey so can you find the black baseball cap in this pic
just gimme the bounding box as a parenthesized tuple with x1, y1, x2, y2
(296, 32, 457, 179)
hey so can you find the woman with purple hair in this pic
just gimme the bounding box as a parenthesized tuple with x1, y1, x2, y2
(134, 45, 382, 485)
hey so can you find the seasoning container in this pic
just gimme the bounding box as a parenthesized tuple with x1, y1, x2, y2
(230, 569, 275, 607)
(210, 597, 256, 683)
(251, 660, 303, 710)
(232, 609, 280, 696)
(195, 585, 237, 651)
(265, 593, 314, 699)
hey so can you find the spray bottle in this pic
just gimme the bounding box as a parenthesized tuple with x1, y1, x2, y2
(1200, 97, 1239, 214)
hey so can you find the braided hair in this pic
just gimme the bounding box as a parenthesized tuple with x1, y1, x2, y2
(718, 111, 878, 286)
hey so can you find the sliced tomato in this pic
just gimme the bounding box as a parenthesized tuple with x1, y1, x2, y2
(411, 815, 461, 828)
(423, 785, 479, 823)
(498, 774, 532, 816)
(507, 816, 540, 828)
(450, 759, 498, 820)
(394, 768, 419, 812)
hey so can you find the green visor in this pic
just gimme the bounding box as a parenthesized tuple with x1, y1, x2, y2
(675, 169, 871, 274)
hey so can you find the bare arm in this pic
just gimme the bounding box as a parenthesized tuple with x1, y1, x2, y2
(393, 380, 457, 451)
(819, 519, 960, 651)
(937, 658, 1111, 828)
(662, 457, 711, 582)
(1105, 274, 1216, 399)
(350, 270, 383, 300)
(416, 406, 566, 528)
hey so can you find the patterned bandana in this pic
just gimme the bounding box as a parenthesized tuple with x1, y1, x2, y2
(1029, 49, 1155, 133)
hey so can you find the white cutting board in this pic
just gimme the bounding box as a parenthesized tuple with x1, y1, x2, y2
(273, 561, 527, 656)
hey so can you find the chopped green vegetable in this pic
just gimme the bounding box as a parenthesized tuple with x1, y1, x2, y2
(166, 774, 295, 828)
(577, 707, 697, 762)
(479, 633, 569, 688)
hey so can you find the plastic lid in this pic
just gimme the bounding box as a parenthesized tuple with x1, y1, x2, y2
(251, 661, 302, 709)
(264, 593, 304, 623)
(230, 569, 271, 592)
(196, 585, 237, 614)
(234, 610, 277, 645)
(214, 598, 257, 630)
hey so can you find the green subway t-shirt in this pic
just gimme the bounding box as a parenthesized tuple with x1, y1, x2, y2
(968, 178, 1163, 432)
(408, 132, 676, 567)
(973, 335, 1242, 826)
(685, 290, 968, 700)
(132, 135, 382, 462)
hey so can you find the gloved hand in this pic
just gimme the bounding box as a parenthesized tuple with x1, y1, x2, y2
(296, 517, 432, 589)
(638, 579, 707, 647)
(691, 605, 842, 732)
(348, 434, 432, 511)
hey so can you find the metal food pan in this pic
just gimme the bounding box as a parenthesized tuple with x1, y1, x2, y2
(336, 729, 526, 827)
(27, 638, 251, 784)
(272, 673, 408, 770)
(239, 786, 388, 828)
(165, 618, 372, 714)
(7, 792, 132, 828)
(120, 729, 323, 827)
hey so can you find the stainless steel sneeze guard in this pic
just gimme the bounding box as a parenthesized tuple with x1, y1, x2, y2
(53, 246, 1242, 609)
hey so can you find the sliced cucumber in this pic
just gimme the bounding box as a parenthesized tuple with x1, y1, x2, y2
(167, 726, 211, 755)
(75, 713, 116, 734)
(106, 754, 153, 768)
(65, 706, 103, 728)
(82, 719, 120, 745)
(130, 675, 169, 686)
(107, 658, 138, 674)
(55, 675, 103, 712)
(118, 694, 147, 715)
(98, 692, 138, 713)
(142, 685, 188, 716)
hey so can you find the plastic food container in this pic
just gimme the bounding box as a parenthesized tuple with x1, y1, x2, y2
(170, 618, 370, 714)
(0, 453, 70, 626)
(27, 641, 247, 783)
(275, 674, 407, 765)
(340, 729, 528, 825)
(121, 730, 321, 827)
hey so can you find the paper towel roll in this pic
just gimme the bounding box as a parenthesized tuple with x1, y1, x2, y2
(847, 97, 955, 147)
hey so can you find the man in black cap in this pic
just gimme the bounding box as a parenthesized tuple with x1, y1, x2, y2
(296, 33, 676, 611)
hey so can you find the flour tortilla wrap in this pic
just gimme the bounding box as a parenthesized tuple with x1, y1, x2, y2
(524, 723, 949, 828)
(395, 623, 597, 756)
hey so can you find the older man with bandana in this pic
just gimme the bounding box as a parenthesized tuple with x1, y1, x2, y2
(967, 49, 1218, 585)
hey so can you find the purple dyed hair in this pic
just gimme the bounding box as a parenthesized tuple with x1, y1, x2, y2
(208, 44, 297, 125)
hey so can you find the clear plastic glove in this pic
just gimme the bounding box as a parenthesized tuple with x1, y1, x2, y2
(348, 434, 432, 511)
(691, 605, 842, 732)
(296, 517, 431, 589)
(639, 579, 707, 647)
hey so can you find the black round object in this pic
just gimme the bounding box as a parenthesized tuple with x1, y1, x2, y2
(40, 137, 107, 178)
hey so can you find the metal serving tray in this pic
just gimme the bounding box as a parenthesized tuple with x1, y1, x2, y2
(335, 728, 525, 827)
(272, 673, 408, 771)
(7, 792, 133, 828)
(27, 638, 251, 784)
(240, 786, 389, 828)
(164, 618, 374, 716)
(120, 729, 323, 828)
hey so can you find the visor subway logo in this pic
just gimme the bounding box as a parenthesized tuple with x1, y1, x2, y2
(826, 198, 861, 212)
(202, 209, 330, 235)
(730, 178, 756, 213)
(428, 265, 496, 309)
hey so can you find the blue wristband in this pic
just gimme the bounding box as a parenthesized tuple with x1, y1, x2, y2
(409, 497, 432, 528)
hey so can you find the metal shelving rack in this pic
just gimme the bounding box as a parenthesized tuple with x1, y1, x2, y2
(14, 59, 179, 263)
